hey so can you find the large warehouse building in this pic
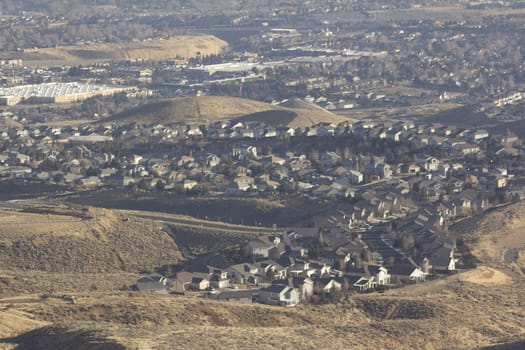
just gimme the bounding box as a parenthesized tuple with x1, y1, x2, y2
(0, 82, 134, 105)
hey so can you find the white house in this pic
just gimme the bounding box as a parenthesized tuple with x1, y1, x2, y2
(258, 284, 300, 307)
(244, 238, 278, 258)
(375, 266, 391, 286)
(349, 170, 364, 184)
(136, 273, 170, 294)
(409, 267, 428, 283)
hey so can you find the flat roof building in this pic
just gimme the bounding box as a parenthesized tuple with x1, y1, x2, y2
(0, 82, 134, 105)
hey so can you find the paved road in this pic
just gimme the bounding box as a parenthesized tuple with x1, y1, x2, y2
(126, 211, 280, 236)
(360, 227, 406, 265)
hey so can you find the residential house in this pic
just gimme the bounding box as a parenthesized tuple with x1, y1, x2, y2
(369, 265, 391, 286)
(404, 163, 421, 174)
(309, 262, 332, 278)
(376, 163, 392, 179)
(319, 243, 363, 268)
(471, 129, 489, 142)
(257, 260, 287, 280)
(257, 174, 280, 191)
(459, 188, 485, 214)
(452, 142, 480, 155)
(209, 270, 230, 289)
(284, 277, 314, 301)
(421, 157, 440, 172)
(244, 236, 281, 258)
(319, 151, 341, 168)
(264, 155, 286, 166)
(428, 246, 458, 272)
(289, 260, 310, 277)
(353, 276, 376, 293)
(191, 277, 210, 290)
(206, 154, 221, 168)
(258, 284, 300, 307)
(183, 179, 198, 190)
(227, 263, 261, 285)
(349, 170, 364, 184)
(233, 175, 255, 191)
(136, 273, 170, 294)
(389, 264, 427, 284)
(14, 153, 30, 165)
(100, 168, 118, 178)
(211, 290, 256, 303)
(77, 176, 102, 188)
(409, 267, 428, 283)
(387, 130, 403, 142)
(315, 278, 342, 293)
(437, 202, 457, 221)
(419, 180, 444, 198)
(289, 155, 311, 171)
(232, 145, 258, 159)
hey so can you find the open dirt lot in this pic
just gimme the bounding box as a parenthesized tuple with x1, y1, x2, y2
(18, 35, 228, 65)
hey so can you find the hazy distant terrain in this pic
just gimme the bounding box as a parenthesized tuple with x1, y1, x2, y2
(0, 0, 524, 349)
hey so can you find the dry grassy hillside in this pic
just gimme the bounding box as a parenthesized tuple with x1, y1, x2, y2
(106, 96, 354, 128)
(0, 268, 523, 350)
(0, 202, 523, 349)
(0, 207, 183, 275)
(452, 201, 525, 270)
(19, 35, 227, 64)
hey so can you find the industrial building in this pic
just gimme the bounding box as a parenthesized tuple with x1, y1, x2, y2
(187, 62, 269, 79)
(0, 82, 134, 105)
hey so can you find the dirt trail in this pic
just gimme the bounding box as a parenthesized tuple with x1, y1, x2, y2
(457, 266, 510, 285)
(0, 307, 48, 341)
(122, 209, 280, 235)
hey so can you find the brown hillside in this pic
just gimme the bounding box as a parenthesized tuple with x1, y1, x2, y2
(452, 201, 525, 268)
(0, 202, 524, 349)
(106, 96, 354, 128)
(0, 207, 183, 274)
(0, 271, 524, 349)
(1, 202, 524, 349)
(19, 35, 228, 64)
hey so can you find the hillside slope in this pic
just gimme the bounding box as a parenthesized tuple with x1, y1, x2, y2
(0, 271, 523, 350)
(0, 202, 524, 349)
(19, 35, 228, 63)
(0, 206, 183, 274)
(452, 201, 525, 268)
(106, 96, 353, 128)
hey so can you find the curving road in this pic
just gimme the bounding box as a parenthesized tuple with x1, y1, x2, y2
(360, 226, 406, 265)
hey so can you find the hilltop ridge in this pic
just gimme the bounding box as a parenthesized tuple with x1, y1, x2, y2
(106, 96, 354, 128)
